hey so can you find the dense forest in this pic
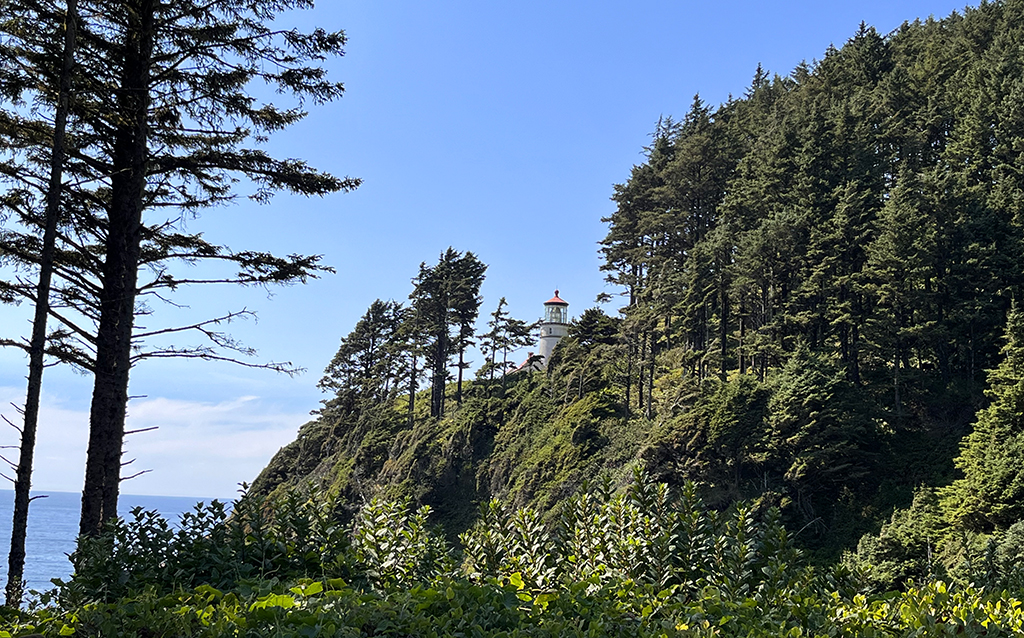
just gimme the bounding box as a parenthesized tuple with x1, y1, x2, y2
(7, 1, 1024, 635)
(252, 0, 1024, 588)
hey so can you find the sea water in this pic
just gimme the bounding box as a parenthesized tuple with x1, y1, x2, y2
(0, 489, 228, 595)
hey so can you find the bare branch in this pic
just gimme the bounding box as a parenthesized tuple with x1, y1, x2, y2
(1, 413, 23, 434)
(45, 307, 99, 346)
(0, 338, 29, 354)
(132, 309, 254, 339)
(125, 426, 158, 435)
(121, 469, 152, 482)
(131, 349, 302, 375)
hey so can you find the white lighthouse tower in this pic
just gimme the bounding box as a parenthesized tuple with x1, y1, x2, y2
(537, 290, 569, 367)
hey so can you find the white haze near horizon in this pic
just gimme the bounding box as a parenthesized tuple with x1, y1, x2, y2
(0, 384, 305, 499)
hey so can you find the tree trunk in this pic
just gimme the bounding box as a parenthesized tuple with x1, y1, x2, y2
(499, 344, 509, 424)
(719, 284, 728, 382)
(637, 334, 645, 412)
(79, 0, 154, 538)
(6, 0, 78, 606)
(484, 345, 495, 424)
(407, 355, 417, 426)
(849, 323, 861, 385)
(500, 344, 509, 392)
(624, 340, 633, 417)
(738, 297, 746, 375)
(456, 348, 465, 405)
(430, 333, 446, 417)
(646, 332, 655, 419)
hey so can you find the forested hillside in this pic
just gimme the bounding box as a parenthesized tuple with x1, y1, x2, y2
(253, 0, 1024, 576)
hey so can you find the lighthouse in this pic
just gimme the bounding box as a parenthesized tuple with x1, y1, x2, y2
(537, 290, 569, 367)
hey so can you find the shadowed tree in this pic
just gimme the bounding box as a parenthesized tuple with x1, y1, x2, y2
(319, 299, 406, 417)
(942, 304, 1024, 532)
(0, 0, 79, 606)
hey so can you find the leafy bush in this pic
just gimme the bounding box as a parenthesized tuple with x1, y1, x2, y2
(5, 469, 1024, 637)
(60, 486, 352, 604)
(462, 468, 815, 598)
(350, 497, 453, 590)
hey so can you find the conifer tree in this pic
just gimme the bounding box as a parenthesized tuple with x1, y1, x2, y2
(409, 249, 486, 418)
(475, 297, 534, 426)
(479, 297, 510, 387)
(2, 0, 358, 538)
(0, 0, 79, 607)
(547, 308, 622, 404)
(863, 170, 936, 414)
(319, 299, 406, 414)
(766, 346, 876, 532)
(942, 304, 1024, 532)
(479, 298, 534, 377)
(450, 259, 486, 406)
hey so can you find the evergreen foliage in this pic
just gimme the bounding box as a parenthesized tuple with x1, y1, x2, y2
(0, 0, 80, 607)
(410, 249, 487, 418)
(318, 299, 407, 416)
(851, 305, 1024, 593)
(13, 0, 1024, 632)
(763, 347, 878, 531)
(941, 304, 1024, 532)
(253, 2, 1024, 572)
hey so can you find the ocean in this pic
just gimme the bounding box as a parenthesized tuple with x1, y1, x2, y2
(0, 489, 227, 596)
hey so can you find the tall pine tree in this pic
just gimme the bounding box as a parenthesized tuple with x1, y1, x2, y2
(409, 249, 486, 418)
(942, 304, 1024, 532)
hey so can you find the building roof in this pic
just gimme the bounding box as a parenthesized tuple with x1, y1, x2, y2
(515, 352, 545, 372)
(544, 289, 568, 306)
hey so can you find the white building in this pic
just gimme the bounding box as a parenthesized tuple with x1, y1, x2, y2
(537, 290, 569, 368)
(517, 290, 570, 372)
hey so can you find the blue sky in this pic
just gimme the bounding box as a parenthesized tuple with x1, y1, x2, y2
(0, 1, 972, 498)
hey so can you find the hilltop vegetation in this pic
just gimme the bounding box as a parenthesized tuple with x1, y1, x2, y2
(253, 0, 1024, 583)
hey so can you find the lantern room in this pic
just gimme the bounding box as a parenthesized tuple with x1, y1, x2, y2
(543, 290, 569, 324)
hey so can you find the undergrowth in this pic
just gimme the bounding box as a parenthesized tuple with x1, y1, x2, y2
(1, 470, 1021, 637)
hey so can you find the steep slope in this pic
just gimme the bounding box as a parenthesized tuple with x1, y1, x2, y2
(252, 371, 646, 539)
(253, 0, 1024, 561)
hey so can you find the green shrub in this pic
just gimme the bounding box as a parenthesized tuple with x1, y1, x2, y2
(350, 497, 453, 591)
(60, 486, 352, 604)
(7, 469, 1024, 637)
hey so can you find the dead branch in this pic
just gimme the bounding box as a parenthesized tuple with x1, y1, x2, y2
(121, 469, 152, 482)
(132, 309, 255, 339)
(1, 414, 22, 434)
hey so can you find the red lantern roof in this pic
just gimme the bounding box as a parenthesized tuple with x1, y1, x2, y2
(544, 290, 568, 305)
